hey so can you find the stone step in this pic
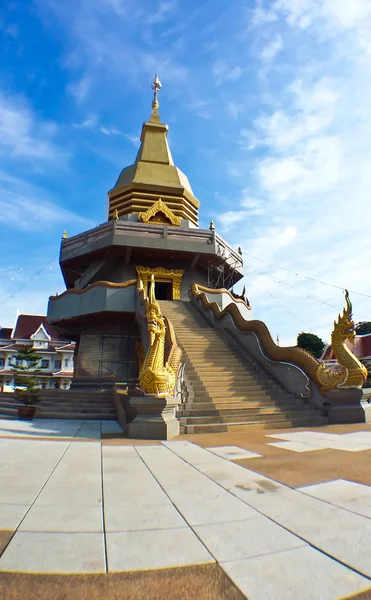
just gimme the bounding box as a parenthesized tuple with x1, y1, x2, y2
(0, 407, 18, 417)
(181, 415, 327, 434)
(37, 401, 115, 408)
(36, 405, 116, 414)
(190, 392, 295, 403)
(179, 404, 308, 418)
(180, 409, 319, 425)
(181, 400, 297, 411)
(36, 412, 116, 420)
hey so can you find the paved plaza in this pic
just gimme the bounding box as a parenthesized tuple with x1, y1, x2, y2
(1, 419, 371, 599)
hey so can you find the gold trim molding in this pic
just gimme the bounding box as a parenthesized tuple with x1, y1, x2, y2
(138, 198, 181, 226)
(49, 279, 137, 300)
(136, 266, 184, 300)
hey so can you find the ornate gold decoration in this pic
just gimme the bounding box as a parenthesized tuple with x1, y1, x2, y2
(62, 230, 68, 239)
(138, 198, 181, 227)
(190, 284, 367, 394)
(138, 275, 182, 396)
(49, 279, 137, 300)
(113, 209, 119, 220)
(136, 266, 184, 300)
(316, 290, 368, 392)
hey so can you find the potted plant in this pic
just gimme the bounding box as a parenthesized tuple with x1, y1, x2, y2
(11, 345, 42, 419)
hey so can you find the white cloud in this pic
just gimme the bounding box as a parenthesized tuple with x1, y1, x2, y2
(212, 60, 243, 85)
(67, 76, 92, 103)
(73, 115, 98, 129)
(0, 93, 63, 161)
(218, 5, 371, 344)
(250, 0, 278, 26)
(227, 101, 244, 119)
(261, 34, 283, 61)
(0, 172, 94, 232)
(274, 0, 371, 32)
(147, 0, 177, 24)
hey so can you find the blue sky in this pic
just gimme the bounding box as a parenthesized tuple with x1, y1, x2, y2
(1, 0, 371, 346)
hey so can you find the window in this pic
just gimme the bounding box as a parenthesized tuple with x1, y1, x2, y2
(54, 360, 61, 370)
(64, 359, 69, 368)
(0, 358, 4, 368)
(41, 360, 49, 369)
(7, 357, 13, 366)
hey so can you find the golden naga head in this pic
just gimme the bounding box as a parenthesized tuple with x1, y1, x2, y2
(333, 290, 356, 345)
(147, 275, 165, 345)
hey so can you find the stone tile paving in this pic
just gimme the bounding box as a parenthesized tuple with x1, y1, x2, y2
(0, 421, 371, 599)
(267, 430, 371, 452)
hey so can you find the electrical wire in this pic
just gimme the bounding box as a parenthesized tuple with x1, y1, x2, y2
(250, 276, 314, 333)
(248, 254, 371, 299)
(245, 263, 371, 321)
(0, 253, 59, 306)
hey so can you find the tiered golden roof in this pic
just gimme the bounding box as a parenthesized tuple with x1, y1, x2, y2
(107, 75, 200, 226)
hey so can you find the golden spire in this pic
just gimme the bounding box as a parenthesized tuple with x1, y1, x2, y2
(150, 73, 162, 122)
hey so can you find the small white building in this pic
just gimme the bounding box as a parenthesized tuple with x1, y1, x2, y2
(0, 314, 75, 392)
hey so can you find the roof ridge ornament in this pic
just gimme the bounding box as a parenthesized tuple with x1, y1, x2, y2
(151, 73, 162, 109)
(150, 73, 162, 122)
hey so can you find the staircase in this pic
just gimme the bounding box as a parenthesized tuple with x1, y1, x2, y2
(160, 300, 326, 434)
(0, 389, 117, 421)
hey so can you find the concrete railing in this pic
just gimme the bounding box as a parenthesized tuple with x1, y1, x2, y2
(190, 284, 327, 410)
(48, 280, 137, 322)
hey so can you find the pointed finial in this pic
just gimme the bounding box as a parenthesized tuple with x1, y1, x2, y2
(209, 220, 215, 231)
(113, 209, 119, 220)
(62, 230, 68, 239)
(151, 73, 162, 109)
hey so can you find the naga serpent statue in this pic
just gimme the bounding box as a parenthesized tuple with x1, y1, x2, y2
(139, 275, 182, 397)
(316, 289, 368, 392)
(191, 283, 367, 395)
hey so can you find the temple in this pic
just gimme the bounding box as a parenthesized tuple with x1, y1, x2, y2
(40, 76, 369, 436)
(47, 75, 244, 391)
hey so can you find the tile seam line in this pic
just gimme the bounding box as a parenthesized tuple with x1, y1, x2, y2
(100, 429, 108, 574)
(194, 440, 371, 521)
(164, 444, 371, 583)
(0, 439, 73, 558)
(133, 446, 219, 561)
(0, 439, 43, 473)
(134, 444, 247, 600)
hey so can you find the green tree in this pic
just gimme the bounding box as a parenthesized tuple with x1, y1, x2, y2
(11, 345, 42, 406)
(297, 332, 326, 359)
(355, 322, 371, 335)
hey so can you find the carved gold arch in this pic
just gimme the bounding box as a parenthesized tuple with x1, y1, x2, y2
(136, 266, 184, 300)
(138, 198, 181, 227)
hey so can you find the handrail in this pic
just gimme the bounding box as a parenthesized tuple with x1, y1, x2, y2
(190, 282, 323, 389)
(60, 221, 243, 268)
(194, 284, 251, 310)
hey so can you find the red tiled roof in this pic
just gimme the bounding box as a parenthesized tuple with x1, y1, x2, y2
(12, 315, 69, 342)
(0, 327, 12, 340)
(323, 333, 371, 360)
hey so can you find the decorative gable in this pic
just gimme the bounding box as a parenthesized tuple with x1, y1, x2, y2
(138, 198, 181, 227)
(30, 323, 51, 348)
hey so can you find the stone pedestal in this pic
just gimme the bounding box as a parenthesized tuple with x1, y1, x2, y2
(127, 396, 180, 440)
(326, 389, 366, 424)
